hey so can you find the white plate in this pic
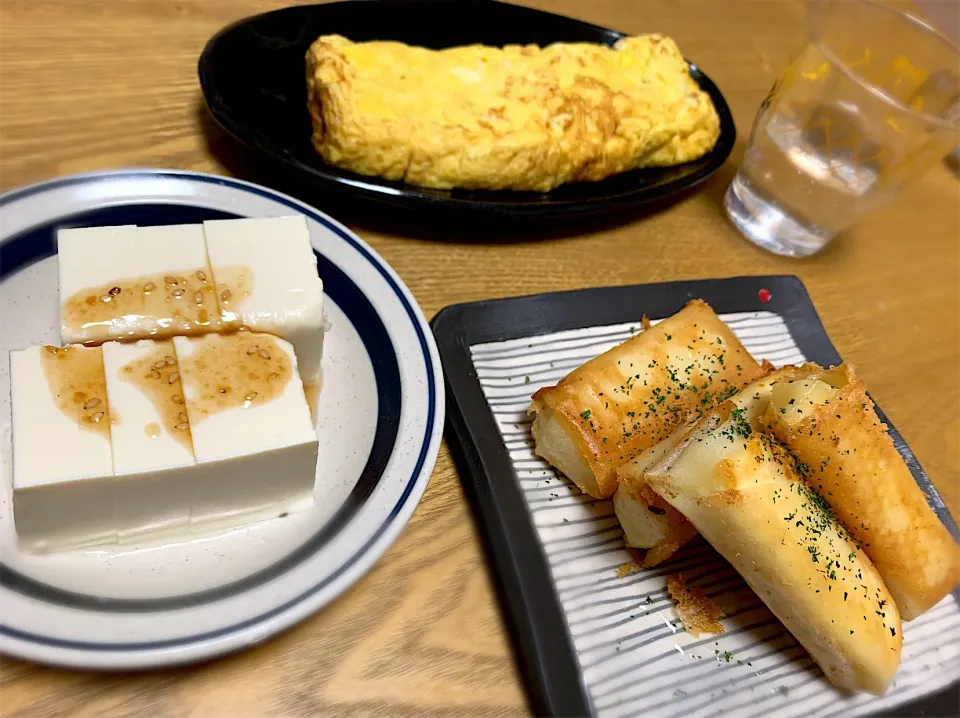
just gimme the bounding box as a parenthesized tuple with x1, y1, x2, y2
(0, 170, 444, 669)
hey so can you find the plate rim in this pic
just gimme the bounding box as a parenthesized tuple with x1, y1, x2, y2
(0, 168, 446, 669)
(196, 0, 737, 219)
(431, 275, 960, 718)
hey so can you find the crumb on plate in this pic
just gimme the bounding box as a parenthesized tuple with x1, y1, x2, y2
(667, 572, 725, 636)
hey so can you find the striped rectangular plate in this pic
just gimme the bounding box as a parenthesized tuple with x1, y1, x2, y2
(432, 276, 960, 718)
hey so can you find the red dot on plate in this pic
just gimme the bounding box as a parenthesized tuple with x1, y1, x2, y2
(758, 288, 772, 303)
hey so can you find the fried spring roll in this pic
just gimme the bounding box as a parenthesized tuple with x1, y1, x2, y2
(645, 371, 902, 695)
(614, 421, 699, 566)
(615, 366, 808, 566)
(763, 364, 960, 621)
(529, 300, 764, 498)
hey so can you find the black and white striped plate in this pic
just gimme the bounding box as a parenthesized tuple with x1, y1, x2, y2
(432, 276, 960, 718)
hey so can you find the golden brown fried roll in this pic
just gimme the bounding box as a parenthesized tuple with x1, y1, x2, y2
(614, 364, 801, 566)
(529, 299, 763, 498)
(645, 371, 902, 695)
(763, 364, 960, 621)
(614, 421, 699, 566)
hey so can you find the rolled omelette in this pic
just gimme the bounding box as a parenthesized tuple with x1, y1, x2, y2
(529, 299, 764, 499)
(305, 35, 720, 192)
(644, 370, 902, 695)
(763, 364, 960, 621)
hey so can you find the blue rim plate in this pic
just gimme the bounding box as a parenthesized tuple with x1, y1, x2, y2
(0, 169, 444, 669)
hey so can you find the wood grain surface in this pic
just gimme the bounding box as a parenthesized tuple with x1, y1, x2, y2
(1, 1, 957, 716)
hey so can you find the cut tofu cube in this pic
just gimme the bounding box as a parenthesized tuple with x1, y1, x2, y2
(101, 339, 196, 543)
(10, 345, 116, 552)
(135, 224, 222, 337)
(58, 225, 141, 344)
(59, 224, 221, 346)
(202, 217, 325, 384)
(12, 332, 320, 553)
(174, 332, 318, 529)
(57, 218, 326, 396)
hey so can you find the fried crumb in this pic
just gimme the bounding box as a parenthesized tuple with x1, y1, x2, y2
(617, 560, 644, 578)
(617, 544, 686, 576)
(642, 541, 684, 568)
(667, 573, 725, 636)
(640, 315, 652, 331)
(617, 547, 646, 577)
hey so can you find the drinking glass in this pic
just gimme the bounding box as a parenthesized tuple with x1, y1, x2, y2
(725, 0, 960, 257)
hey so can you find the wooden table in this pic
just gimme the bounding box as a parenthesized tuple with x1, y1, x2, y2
(1, 1, 957, 716)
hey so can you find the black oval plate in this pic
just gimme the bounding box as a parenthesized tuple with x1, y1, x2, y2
(198, 0, 737, 221)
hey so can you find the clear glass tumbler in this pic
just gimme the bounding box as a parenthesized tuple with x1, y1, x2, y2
(725, 0, 960, 257)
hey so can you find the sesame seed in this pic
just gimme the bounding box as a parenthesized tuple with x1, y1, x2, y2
(83, 397, 101, 410)
(153, 360, 167, 370)
(177, 412, 188, 423)
(165, 356, 175, 366)
(221, 289, 232, 302)
(196, 270, 207, 282)
(108, 286, 121, 296)
(171, 394, 183, 404)
(172, 288, 185, 298)
(90, 412, 105, 423)
(258, 349, 270, 360)
(168, 372, 180, 384)
(164, 276, 177, 285)
(143, 281, 156, 293)
(174, 422, 189, 431)
(99, 294, 113, 303)
(151, 369, 162, 379)
(267, 372, 279, 381)
(193, 291, 203, 304)
(244, 391, 258, 402)
(247, 345, 260, 355)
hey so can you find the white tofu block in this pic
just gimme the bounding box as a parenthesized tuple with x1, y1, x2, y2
(135, 224, 222, 337)
(101, 340, 195, 542)
(174, 332, 318, 529)
(58, 225, 141, 344)
(202, 217, 325, 384)
(57, 225, 138, 302)
(10, 345, 116, 552)
(12, 332, 320, 552)
(59, 224, 222, 346)
(136, 224, 208, 278)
